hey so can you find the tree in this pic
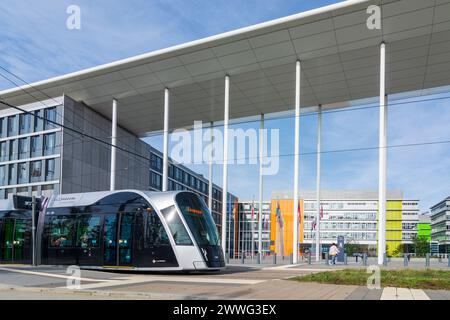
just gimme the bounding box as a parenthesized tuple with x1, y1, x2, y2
(344, 239, 361, 256)
(392, 244, 404, 257)
(412, 235, 430, 257)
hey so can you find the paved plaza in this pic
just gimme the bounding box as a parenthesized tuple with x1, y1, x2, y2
(0, 262, 448, 300)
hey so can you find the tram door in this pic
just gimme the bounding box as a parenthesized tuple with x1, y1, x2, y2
(103, 213, 134, 266)
(0, 218, 31, 264)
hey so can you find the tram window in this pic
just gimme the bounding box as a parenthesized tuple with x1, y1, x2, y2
(76, 215, 101, 248)
(176, 192, 220, 246)
(146, 211, 170, 246)
(49, 216, 76, 247)
(161, 206, 192, 245)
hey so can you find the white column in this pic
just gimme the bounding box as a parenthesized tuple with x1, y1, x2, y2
(110, 99, 118, 191)
(208, 122, 214, 212)
(221, 75, 230, 256)
(293, 60, 301, 264)
(378, 42, 387, 265)
(162, 88, 170, 192)
(258, 114, 264, 263)
(315, 105, 322, 262)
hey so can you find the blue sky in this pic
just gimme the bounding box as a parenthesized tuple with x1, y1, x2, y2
(1, 0, 450, 211)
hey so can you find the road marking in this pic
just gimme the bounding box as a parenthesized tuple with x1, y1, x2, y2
(0, 267, 114, 282)
(0, 266, 265, 291)
(396, 287, 413, 300)
(380, 287, 397, 300)
(262, 264, 306, 270)
(77, 275, 265, 290)
(380, 287, 430, 300)
(410, 289, 430, 300)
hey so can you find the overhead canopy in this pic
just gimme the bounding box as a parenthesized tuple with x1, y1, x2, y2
(1, 0, 450, 136)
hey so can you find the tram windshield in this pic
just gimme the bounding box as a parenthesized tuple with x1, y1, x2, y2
(175, 193, 220, 246)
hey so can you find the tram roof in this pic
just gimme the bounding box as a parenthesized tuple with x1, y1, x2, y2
(1, 0, 450, 136)
(47, 190, 181, 208)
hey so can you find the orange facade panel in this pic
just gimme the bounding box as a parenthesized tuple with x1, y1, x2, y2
(270, 199, 304, 256)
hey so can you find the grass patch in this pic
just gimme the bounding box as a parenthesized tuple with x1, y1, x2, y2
(291, 269, 450, 290)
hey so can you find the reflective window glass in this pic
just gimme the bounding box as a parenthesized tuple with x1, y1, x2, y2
(43, 133, 56, 155)
(7, 116, 17, 136)
(161, 205, 192, 245)
(0, 166, 5, 185)
(17, 162, 28, 184)
(34, 110, 43, 132)
(44, 107, 57, 130)
(0, 141, 6, 162)
(49, 216, 76, 247)
(19, 113, 31, 134)
(145, 209, 170, 246)
(18, 138, 29, 159)
(8, 164, 15, 184)
(30, 135, 42, 157)
(45, 158, 56, 181)
(9, 140, 17, 161)
(176, 192, 220, 246)
(30, 161, 42, 183)
(0, 117, 6, 138)
(76, 215, 101, 248)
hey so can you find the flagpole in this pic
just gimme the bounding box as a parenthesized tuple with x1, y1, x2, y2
(228, 200, 231, 261)
(245, 208, 247, 260)
(251, 196, 255, 260)
(238, 204, 241, 260)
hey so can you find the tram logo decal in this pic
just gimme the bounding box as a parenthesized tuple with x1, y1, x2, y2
(152, 259, 167, 263)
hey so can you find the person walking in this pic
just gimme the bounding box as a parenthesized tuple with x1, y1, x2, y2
(329, 243, 340, 265)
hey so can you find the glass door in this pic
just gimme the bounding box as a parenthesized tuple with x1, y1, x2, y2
(103, 214, 117, 266)
(13, 219, 31, 263)
(103, 213, 134, 266)
(118, 213, 134, 266)
(0, 218, 31, 263)
(1, 219, 14, 262)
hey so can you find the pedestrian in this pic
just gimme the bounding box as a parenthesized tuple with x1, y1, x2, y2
(329, 243, 340, 265)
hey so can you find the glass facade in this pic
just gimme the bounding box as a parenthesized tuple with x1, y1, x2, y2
(0, 105, 62, 200)
(0, 142, 6, 162)
(18, 138, 29, 159)
(19, 113, 31, 135)
(7, 116, 17, 136)
(430, 198, 450, 253)
(238, 201, 271, 258)
(43, 133, 56, 156)
(45, 159, 56, 181)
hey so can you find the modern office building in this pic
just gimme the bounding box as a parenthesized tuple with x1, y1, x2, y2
(417, 214, 432, 241)
(0, 96, 149, 199)
(0, 96, 237, 255)
(430, 196, 450, 253)
(237, 201, 271, 258)
(270, 190, 420, 257)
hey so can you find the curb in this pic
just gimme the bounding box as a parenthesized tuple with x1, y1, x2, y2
(0, 284, 228, 300)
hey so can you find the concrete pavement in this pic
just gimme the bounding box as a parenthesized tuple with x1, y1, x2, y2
(0, 264, 447, 300)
